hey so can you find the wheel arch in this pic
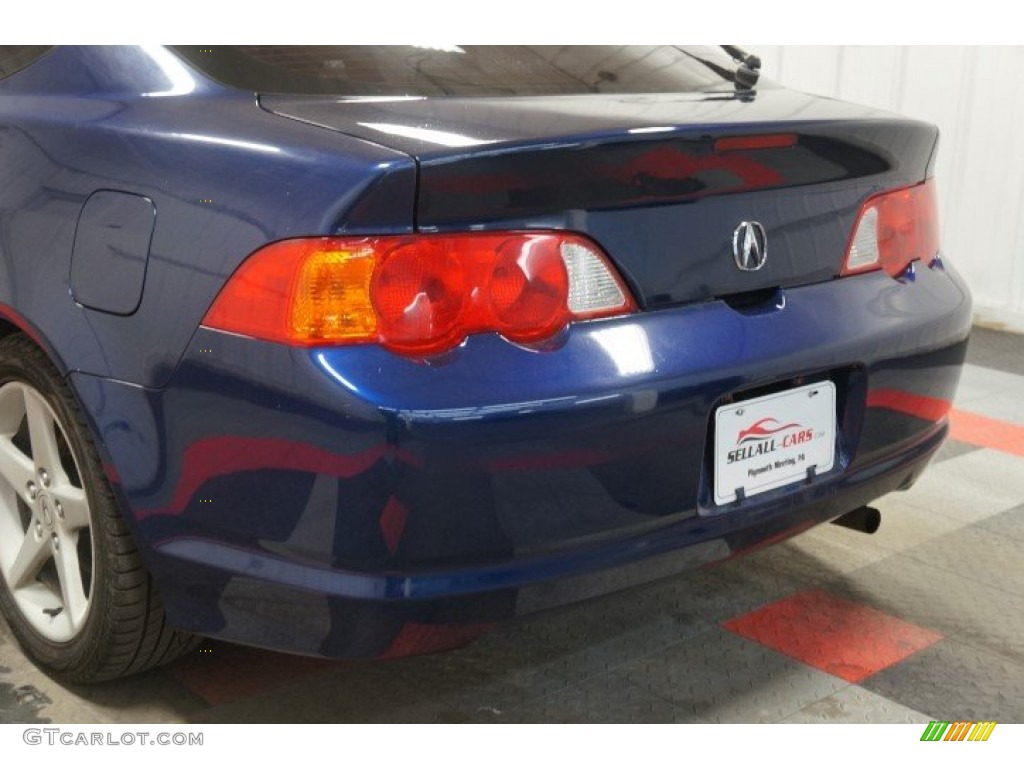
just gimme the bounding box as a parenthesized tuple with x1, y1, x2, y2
(0, 332, 199, 680)
(0, 305, 72, 379)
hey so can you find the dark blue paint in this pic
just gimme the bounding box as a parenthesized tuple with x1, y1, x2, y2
(1, 46, 972, 659)
(0, 46, 416, 386)
(71, 258, 970, 655)
(70, 190, 156, 315)
(160, 426, 945, 603)
(265, 92, 937, 307)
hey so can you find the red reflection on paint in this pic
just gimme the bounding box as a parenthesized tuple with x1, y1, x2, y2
(135, 436, 422, 519)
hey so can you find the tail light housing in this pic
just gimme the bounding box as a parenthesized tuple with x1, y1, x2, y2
(203, 232, 636, 356)
(841, 179, 940, 278)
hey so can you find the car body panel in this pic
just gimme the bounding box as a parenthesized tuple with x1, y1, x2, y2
(0, 45, 972, 660)
(0, 46, 417, 387)
(263, 92, 938, 306)
(70, 257, 969, 655)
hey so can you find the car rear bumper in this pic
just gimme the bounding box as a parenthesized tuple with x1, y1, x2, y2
(69, 257, 971, 658)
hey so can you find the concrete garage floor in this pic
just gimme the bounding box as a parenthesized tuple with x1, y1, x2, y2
(2, 327, 1023, 724)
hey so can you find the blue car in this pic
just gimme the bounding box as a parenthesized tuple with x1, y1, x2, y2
(0, 46, 971, 681)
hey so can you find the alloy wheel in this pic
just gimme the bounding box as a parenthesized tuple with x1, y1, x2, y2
(0, 381, 94, 643)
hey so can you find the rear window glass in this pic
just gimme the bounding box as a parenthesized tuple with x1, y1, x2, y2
(171, 46, 741, 97)
(0, 46, 52, 80)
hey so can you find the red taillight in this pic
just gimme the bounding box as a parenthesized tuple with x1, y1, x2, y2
(203, 232, 635, 356)
(370, 240, 467, 354)
(842, 179, 940, 278)
(486, 236, 569, 342)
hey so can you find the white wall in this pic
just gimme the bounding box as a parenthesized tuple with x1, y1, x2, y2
(756, 46, 1024, 332)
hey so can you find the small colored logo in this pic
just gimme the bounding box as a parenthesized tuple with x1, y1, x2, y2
(726, 417, 816, 465)
(737, 417, 801, 444)
(920, 721, 997, 742)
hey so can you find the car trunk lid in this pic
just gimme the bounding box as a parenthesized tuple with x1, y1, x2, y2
(261, 89, 938, 308)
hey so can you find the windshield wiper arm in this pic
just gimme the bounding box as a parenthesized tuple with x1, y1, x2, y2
(720, 45, 762, 88)
(676, 46, 762, 91)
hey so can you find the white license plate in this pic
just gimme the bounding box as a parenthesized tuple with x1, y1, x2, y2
(713, 381, 836, 506)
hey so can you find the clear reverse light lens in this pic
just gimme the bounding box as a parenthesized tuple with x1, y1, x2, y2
(846, 206, 879, 271)
(561, 241, 629, 316)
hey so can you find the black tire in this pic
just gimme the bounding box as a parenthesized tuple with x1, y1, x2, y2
(0, 334, 199, 682)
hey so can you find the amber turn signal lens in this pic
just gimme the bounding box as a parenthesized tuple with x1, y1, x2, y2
(202, 239, 381, 346)
(290, 248, 377, 342)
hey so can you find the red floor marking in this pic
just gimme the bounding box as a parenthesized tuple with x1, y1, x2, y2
(722, 590, 943, 683)
(166, 642, 339, 707)
(377, 621, 495, 659)
(867, 389, 952, 421)
(950, 409, 1024, 457)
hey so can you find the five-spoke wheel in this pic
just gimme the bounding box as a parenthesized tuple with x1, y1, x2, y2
(0, 381, 94, 642)
(0, 334, 198, 682)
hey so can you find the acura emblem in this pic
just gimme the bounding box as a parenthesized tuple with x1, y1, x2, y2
(732, 221, 768, 272)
